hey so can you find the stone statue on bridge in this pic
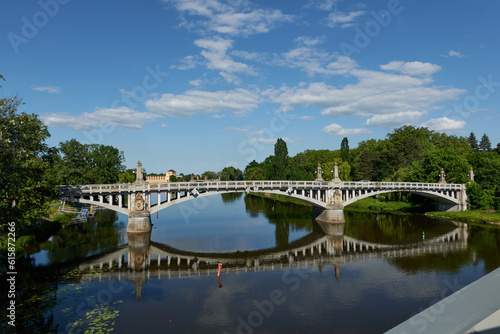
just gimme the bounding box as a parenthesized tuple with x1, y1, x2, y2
(136, 161, 144, 184)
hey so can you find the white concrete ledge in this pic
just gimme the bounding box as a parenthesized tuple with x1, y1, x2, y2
(385, 267, 500, 334)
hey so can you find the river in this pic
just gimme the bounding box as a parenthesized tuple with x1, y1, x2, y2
(4, 193, 500, 333)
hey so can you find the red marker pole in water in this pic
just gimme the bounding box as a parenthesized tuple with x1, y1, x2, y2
(217, 263, 223, 288)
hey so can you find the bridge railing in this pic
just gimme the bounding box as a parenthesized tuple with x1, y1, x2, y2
(58, 180, 464, 195)
(340, 182, 464, 190)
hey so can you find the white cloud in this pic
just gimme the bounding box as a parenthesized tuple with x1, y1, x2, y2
(193, 37, 255, 82)
(268, 68, 464, 119)
(298, 115, 314, 120)
(145, 88, 259, 117)
(277, 38, 358, 76)
(327, 10, 366, 28)
(226, 126, 264, 136)
(420, 117, 466, 131)
(365, 111, 427, 128)
(42, 107, 161, 130)
(195, 37, 251, 72)
(380, 61, 441, 76)
(323, 123, 371, 136)
(171, 55, 201, 70)
(32, 86, 61, 94)
(189, 79, 203, 86)
(231, 50, 267, 62)
(444, 50, 467, 58)
(163, 0, 293, 36)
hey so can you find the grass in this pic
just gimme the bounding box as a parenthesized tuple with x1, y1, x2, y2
(345, 197, 422, 213)
(426, 210, 500, 225)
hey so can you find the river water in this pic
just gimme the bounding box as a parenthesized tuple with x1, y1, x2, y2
(6, 193, 500, 334)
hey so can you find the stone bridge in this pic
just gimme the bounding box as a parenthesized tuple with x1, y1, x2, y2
(57, 162, 469, 232)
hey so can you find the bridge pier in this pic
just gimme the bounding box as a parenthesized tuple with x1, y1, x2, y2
(127, 214, 152, 233)
(127, 191, 152, 233)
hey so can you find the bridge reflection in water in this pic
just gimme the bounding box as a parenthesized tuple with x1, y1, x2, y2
(77, 221, 469, 301)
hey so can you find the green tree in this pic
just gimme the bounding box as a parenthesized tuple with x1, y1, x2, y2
(407, 148, 469, 184)
(119, 169, 136, 183)
(54, 139, 124, 184)
(244, 160, 260, 177)
(340, 137, 350, 163)
(0, 95, 56, 232)
(466, 182, 494, 210)
(91, 144, 125, 184)
(202, 171, 218, 180)
(468, 152, 500, 190)
(272, 138, 289, 180)
(468, 132, 479, 152)
(221, 166, 243, 181)
(479, 133, 492, 152)
(387, 125, 434, 169)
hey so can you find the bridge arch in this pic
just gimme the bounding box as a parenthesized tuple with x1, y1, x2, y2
(342, 189, 460, 207)
(76, 197, 129, 215)
(149, 188, 326, 215)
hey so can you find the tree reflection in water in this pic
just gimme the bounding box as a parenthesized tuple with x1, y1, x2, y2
(244, 194, 313, 247)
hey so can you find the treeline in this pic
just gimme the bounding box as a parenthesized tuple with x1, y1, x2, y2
(232, 126, 500, 210)
(1, 94, 125, 233)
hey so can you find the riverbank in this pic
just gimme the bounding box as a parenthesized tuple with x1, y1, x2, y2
(344, 197, 425, 213)
(247, 192, 313, 207)
(0, 201, 79, 259)
(426, 210, 500, 226)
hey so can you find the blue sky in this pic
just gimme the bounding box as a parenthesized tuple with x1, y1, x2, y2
(2, 0, 499, 175)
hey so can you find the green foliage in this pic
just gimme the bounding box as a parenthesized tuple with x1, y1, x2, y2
(118, 169, 136, 183)
(467, 182, 495, 210)
(479, 133, 492, 152)
(202, 170, 218, 180)
(387, 125, 435, 169)
(340, 137, 350, 163)
(468, 152, 500, 190)
(52, 139, 125, 185)
(468, 132, 479, 152)
(0, 95, 56, 233)
(407, 148, 469, 183)
(221, 166, 243, 181)
(271, 138, 288, 180)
